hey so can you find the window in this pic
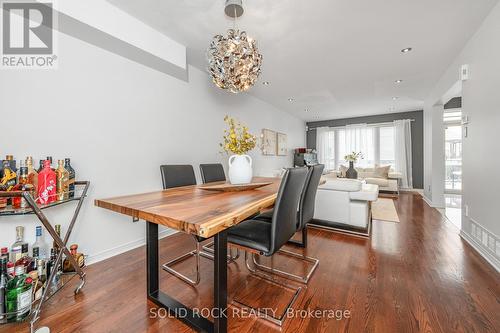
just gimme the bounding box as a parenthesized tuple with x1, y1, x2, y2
(317, 123, 397, 171)
(379, 126, 395, 169)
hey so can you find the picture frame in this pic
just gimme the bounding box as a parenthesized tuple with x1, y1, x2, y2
(277, 132, 287, 156)
(261, 129, 277, 155)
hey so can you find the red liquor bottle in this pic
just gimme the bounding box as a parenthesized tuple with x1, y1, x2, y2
(37, 160, 57, 205)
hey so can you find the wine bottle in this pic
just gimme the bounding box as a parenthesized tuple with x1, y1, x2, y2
(37, 160, 57, 205)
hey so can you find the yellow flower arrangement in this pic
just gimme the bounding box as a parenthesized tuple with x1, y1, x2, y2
(220, 115, 257, 155)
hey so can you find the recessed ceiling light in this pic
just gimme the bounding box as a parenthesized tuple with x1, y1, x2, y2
(395, 79, 403, 84)
(262, 81, 270, 85)
(392, 97, 399, 100)
(401, 47, 412, 53)
(288, 98, 294, 102)
(304, 108, 309, 112)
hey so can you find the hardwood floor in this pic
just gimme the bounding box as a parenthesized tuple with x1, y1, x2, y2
(2, 193, 499, 333)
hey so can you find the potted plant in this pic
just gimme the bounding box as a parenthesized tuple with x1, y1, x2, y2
(344, 152, 363, 179)
(220, 115, 257, 184)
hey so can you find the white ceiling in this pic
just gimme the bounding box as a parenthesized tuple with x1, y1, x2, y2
(107, 0, 498, 121)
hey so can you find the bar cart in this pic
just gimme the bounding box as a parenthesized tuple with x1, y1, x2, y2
(0, 181, 90, 333)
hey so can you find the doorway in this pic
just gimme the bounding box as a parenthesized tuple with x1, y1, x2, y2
(443, 99, 462, 229)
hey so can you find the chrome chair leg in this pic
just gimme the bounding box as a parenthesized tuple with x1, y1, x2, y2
(162, 235, 201, 286)
(230, 251, 302, 327)
(251, 249, 319, 284)
(202, 241, 240, 261)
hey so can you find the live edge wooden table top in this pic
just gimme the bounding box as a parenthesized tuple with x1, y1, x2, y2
(94, 177, 281, 238)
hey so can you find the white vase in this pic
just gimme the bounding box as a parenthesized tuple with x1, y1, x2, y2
(228, 154, 253, 184)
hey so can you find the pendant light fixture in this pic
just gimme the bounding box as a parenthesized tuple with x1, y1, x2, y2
(207, 0, 263, 93)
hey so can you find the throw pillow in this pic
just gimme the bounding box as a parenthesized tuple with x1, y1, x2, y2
(373, 165, 391, 179)
(339, 165, 348, 178)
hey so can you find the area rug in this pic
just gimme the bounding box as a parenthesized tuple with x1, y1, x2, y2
(372, 198, 400, 222)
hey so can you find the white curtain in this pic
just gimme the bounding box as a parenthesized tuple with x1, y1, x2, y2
(344, 124, 375, 167)
(316, 127, 335, 170)
(394, 119, 413, 188)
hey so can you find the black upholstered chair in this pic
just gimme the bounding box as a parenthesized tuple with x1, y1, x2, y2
(200, 163, 226, 183)
(256, 164, 324, 247)
(160, 165, 204, 285)
(227, 167, 308, 259)
(160, 165, 238, 286)
(227, 167, 308, 325)
(250, 164, 324, 283)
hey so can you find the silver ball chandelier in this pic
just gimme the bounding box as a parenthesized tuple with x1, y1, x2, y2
(207, 0, 263, 94)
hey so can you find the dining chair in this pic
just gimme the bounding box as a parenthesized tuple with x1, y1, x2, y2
(160, 164, 239, 286)
(160, 164, 205, 285)
(227, 167, 308, 325)
(200, 163, 226, 183)
(250, 164, 324, 283)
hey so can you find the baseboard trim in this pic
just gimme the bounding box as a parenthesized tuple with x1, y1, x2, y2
(86, 228, 178, 265)
(460, 230, 500, 273)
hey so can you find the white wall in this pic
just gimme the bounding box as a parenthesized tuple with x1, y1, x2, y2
(0, 31, 305, 263)
(424, 2, 500, 270)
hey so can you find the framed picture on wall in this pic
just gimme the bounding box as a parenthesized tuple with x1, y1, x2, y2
(261, 129, 277, 155)
(277, 132, 287, 156)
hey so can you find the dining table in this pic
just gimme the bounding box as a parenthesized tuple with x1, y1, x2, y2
(94, 177, 282, 333)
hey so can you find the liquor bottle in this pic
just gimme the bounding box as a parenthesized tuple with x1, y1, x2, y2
(26, 156, 38, 198)
(12, 162, 34, 209)
(6, 262, 14, 277)
(14, 256, 34, 275)
(5, 274, 33, 322)
(46, 156, 55, 171)
(5, 155, 17, 173)
(56, 160, 69, 201)
(36, 259, 46, 283)
(10, 226, 28, 263)
(0, 247, 8, 262)
(37, 160, 44, 173)
(37, 160, 56, 205)
(53, 224, 61, 251)
(0, 258, 9, 324)
(63, 244, 85, 272)
(32, 226, 47, 260)
(64, 158, 76, 198)
(0, 160, 17, 191)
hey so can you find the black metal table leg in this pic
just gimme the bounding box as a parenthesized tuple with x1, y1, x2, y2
(146, 221, 225, 333)
(213, 231, 228, 333)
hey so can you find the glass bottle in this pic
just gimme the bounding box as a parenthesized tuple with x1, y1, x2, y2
(5, 155, 17, 173)
(53, 224, 61, 253)
(0, 258, 9, 324)
(63, 244, 85, 272)
(56, 160, 69, 201)
(32, 226, 47, 260)
(26, 156, 38, 199)
(64, 158, 76, 198)
(12, 162, 34, 209)
(37, 160, 44, 173)
(0, 160, 17, 191)
(0, 247, 9, 262)
(5, 274, 33, 322)
(37, 160, 57, 205)
(46, 156, 55, 171)
(10, 226, 28, 263)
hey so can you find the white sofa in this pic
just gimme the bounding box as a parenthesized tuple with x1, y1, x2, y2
(326, 167, 401, 193)
(311, 179, 379, 236)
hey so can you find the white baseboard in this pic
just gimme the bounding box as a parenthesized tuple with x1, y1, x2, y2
(460, 230, 500, 273)
(86, 228, 178, 265)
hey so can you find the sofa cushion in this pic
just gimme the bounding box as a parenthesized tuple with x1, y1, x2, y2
(373, 165, 391, 179)
(365, 177, 389, 187)
(320, 179, 363, 192)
